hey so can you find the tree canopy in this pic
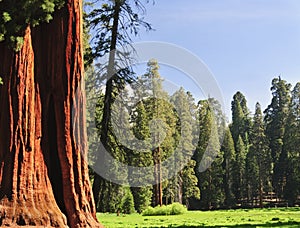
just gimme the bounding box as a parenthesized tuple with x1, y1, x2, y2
(0, 0, 64, 49)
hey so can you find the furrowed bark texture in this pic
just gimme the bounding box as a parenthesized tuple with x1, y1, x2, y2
(0, 0, 103, 227)
(0, 26, 68, 227)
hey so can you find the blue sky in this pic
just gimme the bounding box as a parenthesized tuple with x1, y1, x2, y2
(132, 0, 300, 120)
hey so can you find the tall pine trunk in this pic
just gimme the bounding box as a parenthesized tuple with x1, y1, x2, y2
(152, 147, 162, 207)
(92, 0, 121, 209)
(0, 1, 103, 227)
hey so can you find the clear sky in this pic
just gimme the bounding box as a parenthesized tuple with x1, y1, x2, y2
(132, 0, 300, 120)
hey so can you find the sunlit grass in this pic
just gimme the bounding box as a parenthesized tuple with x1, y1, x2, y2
(97, 207, 300, 227)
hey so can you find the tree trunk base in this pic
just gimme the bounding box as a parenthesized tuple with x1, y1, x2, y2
(0, 0, 104, 227)
(0, 197, 68, 227)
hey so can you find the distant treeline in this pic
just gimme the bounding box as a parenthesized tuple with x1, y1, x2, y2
(86, 61, 300, 212)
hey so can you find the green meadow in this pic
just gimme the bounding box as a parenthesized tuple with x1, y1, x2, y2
(97, 207, 300, 228)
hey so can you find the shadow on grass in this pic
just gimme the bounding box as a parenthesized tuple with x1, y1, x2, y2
(167, 221, 300, 228)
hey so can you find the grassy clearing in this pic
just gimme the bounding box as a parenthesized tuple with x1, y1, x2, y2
(97, 207, 300, 227)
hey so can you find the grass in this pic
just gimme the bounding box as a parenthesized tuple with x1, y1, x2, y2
(97, 207, 300, 227)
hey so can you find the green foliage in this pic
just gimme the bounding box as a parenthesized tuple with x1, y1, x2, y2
(92, 86, 130, 212)
(169, 203, 188, 215)
(264, 77, 291, 164)
(169, 87, 200, 205)
(129, 98, 153, 213)
(131, 187, 152, 213)
(229, 92, 252, 203)
(221, 128, 236, 207)
(86, 0, 152, 60)
(246, 102, 272, 205)
(135, 59, 177, 206)
(120, 189, 135, 214)
(129, 92, 153, 188)
(88, 55, 299, 212)
(194, 100, 217, 172)
(232, 135, 247, 202)
(89, 0, 153, 210)
(182, 160, 200, 201)
(245, 148, 259, 199)
(283, 82, 300, 205)
(195, 99, 224, 209)
(230, 91, 252, 147)
(142, 203, 187, 216)
(0, 0, 64, 50)
(264, 77, 291, 197)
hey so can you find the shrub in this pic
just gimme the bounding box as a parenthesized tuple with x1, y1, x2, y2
(142, 206, 155, 216)
(171, 202, 187, 215)
(142, 203, 187, 216)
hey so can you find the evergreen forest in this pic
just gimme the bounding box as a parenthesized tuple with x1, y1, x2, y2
(0, 0, 299, 227)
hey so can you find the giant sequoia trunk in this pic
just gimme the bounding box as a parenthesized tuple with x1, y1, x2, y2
(0, 1, 103, 227)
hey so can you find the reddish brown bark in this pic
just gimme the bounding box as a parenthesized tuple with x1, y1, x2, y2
(152, 147, 162, 207)
(0, 0, 103, 227)
(0, 26, 68, 227)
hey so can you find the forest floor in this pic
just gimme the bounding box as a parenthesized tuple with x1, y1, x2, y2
(97, 207, 300, 227)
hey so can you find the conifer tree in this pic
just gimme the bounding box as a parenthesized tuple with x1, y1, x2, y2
(221, 128, 236, 208)
(120, 188, 135, 214)
(94, 88, 130, 212)
(247, 102, 272, 207)
(230, 92, 252, 148)
(283, 82, 300, 205)
(245, 148, 259, 205)
(230, 92, 251, 204)
(182, 160, 201, 207)
(264, 77, 291, 198)
(171, 88, 200, 206)
(142, 59, 177, 206)
(233, 135, 247, 204)
(195, 100, 224, 209)
(88, 0, 152, 209)
(130, 98, 153, 213)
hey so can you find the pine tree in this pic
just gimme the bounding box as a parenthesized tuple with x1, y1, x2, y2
(194, 100, 212, 179)
(245, 147, 259, 205)
(88, 0, 152, 209)
(283, 82, 300, 205)
(170, 88, 200, 206)
(131, 186, 152, 213)
(182, 160, 201, 207)
(230, 92, 251, 204)
(130, 99, 153, 213)
(120, 188, 135, 214)
(84, 64, 104, 185)
(208, 98, 226, 144)
(233, 135, 247, 204)
(264, 77, 291, 198)
(93, 87, 132, 213)
(247, 102, 272, 207)
(221, 128, 236, 208)
(230, 92, 252, 147)
(195, 100, 224, 209)
(142, 59, 177, 206)
(128, 59, 177, 207)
